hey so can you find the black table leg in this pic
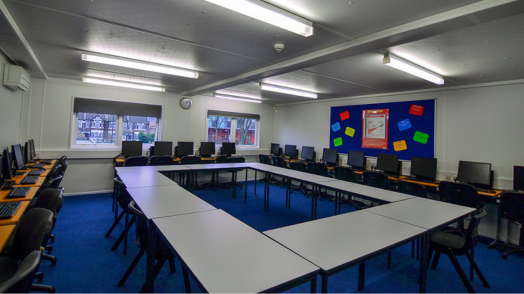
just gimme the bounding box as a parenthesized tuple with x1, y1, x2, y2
(358, 262, 366, 291)
(419, 233, 428, 293)
(244, 169, 248, 203)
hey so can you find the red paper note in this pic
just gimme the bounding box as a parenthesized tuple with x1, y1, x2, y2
(409, 105, 424, 116)
(340, 111, 350, 121)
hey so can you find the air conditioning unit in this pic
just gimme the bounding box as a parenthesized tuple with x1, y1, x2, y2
(3, 64, 30, 91)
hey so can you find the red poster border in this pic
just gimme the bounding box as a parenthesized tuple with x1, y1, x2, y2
(362, 109, 389, 149)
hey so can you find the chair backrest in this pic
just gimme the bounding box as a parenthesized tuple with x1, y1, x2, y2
(125, 156, 148, 167)
(397, 180, 428, 197)
(128, 201, 148, 248)
(33, 188, 63, 227)
(226, 157, 245, 163)
(57, 161, 68, 176)
(47, 164, 62, 179)
(289, 161, 307, 172)
(334, 166, 356, 182)
(306, 162, 328, 177)
(500, 191, 524, 223)
(180, 156, 202, 165)
(114, 177, 131, 209)
(44, 175, 63, 189)
(272, 156, 285, 167)
(58, 155, 67, 162)
(439, 181, 479, 208)
(0, 250, 42, 293)
(259, 154, 271, 165)
(11, 208, 53, 260)
(215, 155, 227, 163)
(461, 209, 487, 252)
(149, 155, 174, 166)
(363, 171, 390, 190)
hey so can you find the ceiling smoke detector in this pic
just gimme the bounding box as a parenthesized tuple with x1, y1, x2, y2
(274, 44, 285, 53)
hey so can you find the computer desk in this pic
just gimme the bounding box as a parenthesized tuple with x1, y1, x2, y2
(0, 201, 30, 226)
(0, 187, 39, 203)
(398, 177, 504, 198)
(11, 176, 46, 187)
(0, 224, 16, 252)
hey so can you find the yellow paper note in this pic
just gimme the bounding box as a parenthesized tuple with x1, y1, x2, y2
(345, 127, 355, 137)
(393, 140, 407, 152)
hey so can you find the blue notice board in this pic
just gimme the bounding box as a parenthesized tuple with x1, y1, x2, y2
(329, 99, 435, 160)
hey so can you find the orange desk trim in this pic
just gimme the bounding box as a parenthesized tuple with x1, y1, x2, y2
(0, 187, 39, 203)
(0, 224, 16, 252)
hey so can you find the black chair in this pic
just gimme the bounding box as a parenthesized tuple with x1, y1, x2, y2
(149, 155, 174, 166)
(0, 251, 43, 293)
(106, 178, 134, 255)
(259, 154, 271, 165)
(124, 156, 148, 166)
(306, 163, 331, 200)
(180, 156, 202, 189)
(363, 171, 390, 190)
(118, 201, 176, 289)
(439, 181, 479, 209)
(289, 162, 308, 195)
(488, 191, 524, 259)
(271, 156, 286, 186)
(428, 209, 490, 293)
(224, 157, 246, 189)
(397, 180, 428, 198)
(334, 166, 366, 210)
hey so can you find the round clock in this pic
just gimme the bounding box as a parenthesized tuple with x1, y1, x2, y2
(180, 97, 192, 109)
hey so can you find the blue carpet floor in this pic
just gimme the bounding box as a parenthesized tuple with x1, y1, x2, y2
(38, 180, 524, 293)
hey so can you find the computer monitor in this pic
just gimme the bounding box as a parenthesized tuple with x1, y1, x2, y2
(301, 146, 315, 161)
(410, 156, 437, 181)
(29, 139, 36, 159)
(284, 145, 297, 159)
(513, 166, 524, 191)
(12, 144, 27, 170)
(176, 142, 194, 157)
(457, 160, 492, 187)
(121, 141, 143, 157)
(222, 142, 236, 157)
(376, 153, 399, 175)
(322, 148, 338, 166)
(200, 142, 215, 157)
(154, 141, 173, 156)
(24, 141, 33, 163)
(2, 148, 13, 180)
(347, 150, 366, 171)
(270, 143, 280, 156)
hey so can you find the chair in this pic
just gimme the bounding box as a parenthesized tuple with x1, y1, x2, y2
(118, 201, 176, 289)
(106, 178, 134, 255)
(0, 251, 43, 293)
(334, 166, 366, 210)
(363, 171, 390, 190)
(397, 180, 428, 198)
(149, 155, 174, 166)
(224, 157, 246, 189)
(428, 209, 490, 293)
(124, 156, 148, 166)
(271, 156, 286, 186)
(439, 181, 479, 209)
(289, 162, 308, 195)
(180, 156, 202, 189)
(306, 163, 331, 200)
(259, 154, 271, 165)
(488, 191, 524, 259)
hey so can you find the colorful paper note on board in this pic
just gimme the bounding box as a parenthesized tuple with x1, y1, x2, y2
(409, 104, 424, 116)
(393, 140, 407, 151)
(340, 111, 350, 121)
(331, 122, 341, 132)
(413, 131, 429, 144)
(397, 119, 412, 131)
(333, 137, 343, 147)
(345, 127, 355, 137)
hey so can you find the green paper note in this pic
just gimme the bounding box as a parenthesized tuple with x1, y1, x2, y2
(334, 137, 343, 147)
(413, 131, 429, 144)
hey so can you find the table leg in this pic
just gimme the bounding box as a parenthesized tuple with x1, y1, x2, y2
(419, 233, 428, 293)
(144, 222, 157, 293)
(232, 171, 237, 198)
(182, 263, 192, 293)
(244, 169, 248, 203)
(358, 262, 366, 291)
(310, 274, 318, 293)
(254, 170, 257, 195)
(286, 177, 291, 208)
(321, 274, 329, 293)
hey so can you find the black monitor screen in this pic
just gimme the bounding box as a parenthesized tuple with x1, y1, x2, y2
(377, 153, 399, 174)
(2, 148, 13, 180)
(154, 141, 173, 156)
(301, 146, 314, 161)
(222, 142, 236, 156)
(0, 156, 3, 186)
(12, 144, 26, 170)
(24, 141, 32, 163)
(29, 139, 36, 159)
(270, 143, 280, 156)
(284, 145, 296, 159)
(457, 161, 492, 186)
(322, 148, 338, 165)
(514, 166, 524, 191)
(177, 142, 194, 157)
(122, 141, 143, 157)
(200, 142, 215, 157)
(411, 156, 437, 180)
(347, 151, 366, 170)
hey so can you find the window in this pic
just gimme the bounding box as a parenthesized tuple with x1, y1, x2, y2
(206, 110, 260, 148)
(71, 97, 162, 149)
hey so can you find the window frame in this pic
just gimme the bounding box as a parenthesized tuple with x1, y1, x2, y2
(205, 111, 261, 150)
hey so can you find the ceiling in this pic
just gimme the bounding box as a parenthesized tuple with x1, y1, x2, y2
(0, 0, 523, 104)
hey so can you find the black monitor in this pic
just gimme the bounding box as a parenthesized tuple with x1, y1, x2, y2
(457, 160, 492, 187)
(121, 141, 143, 157)
(154, 141, 173, 156)
(12, 144, 27, 170)
(270, 143, 280, 156)
(284, 145, 297, 159)
(200, 142, 215, 158)
(2, 148, 13, 180)
(410, 156, 437, 181)
(29, 139, 36, 159)
(322, 148, 338, 166)
(347, 150, 366, 171)
(176, 142, 194, 157)
(513, 166, 524, 191)
(24, 141, 33, 163)
(376, 153, 399, 175)
(301, 146, 315, 161)
(222, 142, 236, 157)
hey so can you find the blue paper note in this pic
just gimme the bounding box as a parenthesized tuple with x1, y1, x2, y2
(397, 119, 412, 131)
(331, 122, 341, 132)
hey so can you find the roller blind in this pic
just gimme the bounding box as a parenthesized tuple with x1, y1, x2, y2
(73, 97, 162, 117)
(207, 110, 260, 120)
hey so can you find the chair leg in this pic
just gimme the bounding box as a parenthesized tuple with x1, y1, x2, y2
(49, 234, 55, 244)
(465, 251, 490, 288)
(118, 248, 146, 287)
(35, 272, 44, 283)
(106, 209, 125, 237)
(430, 251, 441, 270)
(31, 284, 56, 293)
(111, 215, 135, 254)
(43, 253, 57, 267)
(168, 257, 176, 273)
(446, 250, 476, 293)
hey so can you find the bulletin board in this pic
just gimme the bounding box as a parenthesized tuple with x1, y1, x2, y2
(330, 99, 435, 160)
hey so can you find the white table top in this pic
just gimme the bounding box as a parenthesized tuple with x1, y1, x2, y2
(319, 180, 415, 203)
(117, 170, 178, 188)
(126, 185, 216, 219)
(365, 197, 476, 230)
(154, 209, 319, 293)
(183, 162, 251, 171)
(264, 210, 425, 273)
(274, 169, 338, 184)
(246, 162, 288, 172)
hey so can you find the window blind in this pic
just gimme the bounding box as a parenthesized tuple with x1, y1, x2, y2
(74, 97, 162, 117)
(207, 110, 260, 120)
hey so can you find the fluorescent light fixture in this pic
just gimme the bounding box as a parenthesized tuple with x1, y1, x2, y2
(259, 83, 318, 98)
(81, 53, 198, 79)
(215, 89, 261, 100)
(214, 93, 262, 103)
(86, 73, 162, 86)
(82, 78, 165, 92)
(205, 0, 313, 37)
(383, 53, 444, 85)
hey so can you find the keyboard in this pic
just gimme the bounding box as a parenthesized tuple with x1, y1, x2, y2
(404, 177, 436, 184)
(6, 187, 30, 198)
(0, 201, 22, 219)
(477, 188, 496, 194)
(20, 176, 39, 185)
(31, 163, 46, 168)
(39, 160, 53, 164)
(28, 169, 44, 176)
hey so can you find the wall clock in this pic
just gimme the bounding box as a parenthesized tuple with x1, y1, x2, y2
(180, 97, 192, 109)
